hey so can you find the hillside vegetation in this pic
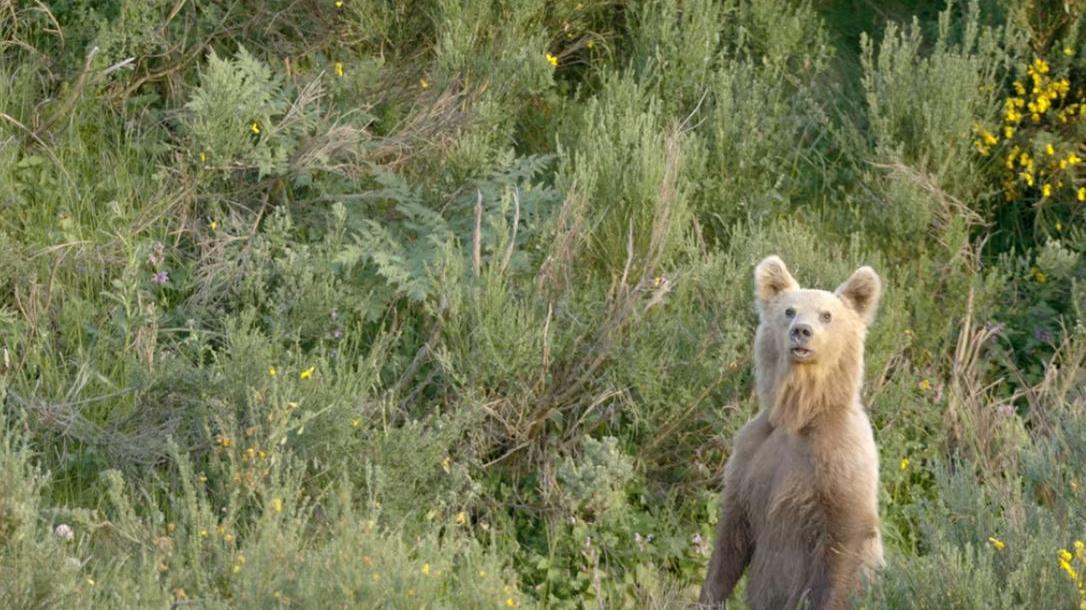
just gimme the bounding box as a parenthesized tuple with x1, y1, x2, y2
(1, 1, 1085, 608)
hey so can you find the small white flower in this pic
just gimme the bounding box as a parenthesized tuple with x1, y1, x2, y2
(54, 524, 74, 542)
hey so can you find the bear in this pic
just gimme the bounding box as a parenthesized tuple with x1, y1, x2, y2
(698, 255, 885, 610)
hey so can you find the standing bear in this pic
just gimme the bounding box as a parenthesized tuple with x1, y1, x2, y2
(699, 256, 885, 609)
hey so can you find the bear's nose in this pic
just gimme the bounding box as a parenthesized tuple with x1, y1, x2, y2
(790, 323, 812, 343)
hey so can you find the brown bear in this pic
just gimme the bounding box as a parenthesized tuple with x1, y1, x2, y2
(699, 255, 884, 609)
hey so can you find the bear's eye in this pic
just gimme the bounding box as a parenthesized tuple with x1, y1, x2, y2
(784, 307, 796, 318)
(820, 311, 832, 323)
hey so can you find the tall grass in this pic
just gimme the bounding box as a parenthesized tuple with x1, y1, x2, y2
(1, 0, 1085, 608)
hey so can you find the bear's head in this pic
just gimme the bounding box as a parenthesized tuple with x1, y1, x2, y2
(753, 256, 881, 430)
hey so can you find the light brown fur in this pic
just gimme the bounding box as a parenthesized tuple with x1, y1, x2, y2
(699, 256, 885, 610)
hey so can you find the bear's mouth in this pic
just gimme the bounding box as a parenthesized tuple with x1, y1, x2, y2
(790, 347, 815, 361)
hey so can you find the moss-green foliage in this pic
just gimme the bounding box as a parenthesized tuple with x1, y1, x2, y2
(2, 0, 1086, 608)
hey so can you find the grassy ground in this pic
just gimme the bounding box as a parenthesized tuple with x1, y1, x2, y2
(1, 1, 1085, 608)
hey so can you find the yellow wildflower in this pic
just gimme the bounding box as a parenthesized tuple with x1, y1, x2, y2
(1067, 152, 1081, 165)
(1060, 549, 1074, 562)
(199, 150, 207, 163)
(335, 0, 343, 7)
(1065, 48, 1074, 57)
(272, 497, 283, 513)
(441, 456, 452, 473)
(506, 598, 517, 608)
(918, 379, 931, 392)
(1033, 58, 1050, 75)
(1060, 558, 1078, 580)
(420, 78, 429, 89)
(1042, 183, 1052, 198)
(1056, 221, 1063, 232)
(268, 366, 277, 377)
(587, 39, 594, 49)
(351, 418, 361, 428)
(1003, 126, 1014, 139)
(456, 511, 467, 526)
(86, 578, 95, 587)
(1013, 81, 1026, 96)
(1032, 267, 1047, 284)
(299, 366, 315, 380)
(479, 569, 487, 576)
(1046, 144, 1055, 156)
(199, 529, 208, 538)
(900, 457, 910, 472)
(334, 62, 344, 78)
(1078, 187, 1085, 202)
(545, 53, 558, 67)
(988, 537, 1005, 551)
(422, 563, 431, 576)
(250, 121, 261, 135)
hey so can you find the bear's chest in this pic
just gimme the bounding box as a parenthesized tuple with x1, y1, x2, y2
(743, 431, 825, 535)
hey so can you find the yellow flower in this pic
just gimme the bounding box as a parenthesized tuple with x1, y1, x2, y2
(1060, 549, 1074, 562)
(1060, 558, 1078, 580)
(299, 366, 315, 380)
(1042, 183, 1052, 198)
(1045, 143, 1055, 156)
(1067, 153, 1081, 165)
(479, 569, 487, 577)
(441, 456, 452, 473)
(419, 78, 429, 89)
(209, 219, 218, 231)
(1065, 47, 1074, 56)
(421, 563, 431, 576)
(268, 366, 277, 377)
(1003, 126, 1014, 139)
(272, 497, 283, 513)
(918, 379, 931, 392)
(545, 52, 558, 67)
(351, 418, 361, 428)
(1013, 81, 1026, 96)
(1075, 540, 1085, 552)
(334, 62, 344, 78)
(900, 457, 910, 472)
(988, 537, 1006, 551)
(1032, 267, 1047, 284)
(587, 39, 594, 49)
(1056, 221, 1063, 232)
(199, 150, 207, 163)
(335, 0, 343, 7)
(1078, 187, 1086, 202)
(455, 511, 467, 526)
(506, 598, 517, 608)
(199, 529, 208, 538)
(250, 121, 261, 135)
(1033, 57, 1050, 75)
(86, 578, 96, 587)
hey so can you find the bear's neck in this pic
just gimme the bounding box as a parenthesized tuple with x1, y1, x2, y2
(764, 347, 863, 435)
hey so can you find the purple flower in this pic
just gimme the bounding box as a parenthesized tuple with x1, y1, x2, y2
(152, 271, 170, 285)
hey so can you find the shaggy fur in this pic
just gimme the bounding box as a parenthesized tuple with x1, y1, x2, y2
(699, 256, 885, 610)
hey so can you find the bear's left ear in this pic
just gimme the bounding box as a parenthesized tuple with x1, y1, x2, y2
(836, 266, 881, 325)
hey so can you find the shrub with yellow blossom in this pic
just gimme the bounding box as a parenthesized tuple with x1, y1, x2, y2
(975, 55, 1086, 245)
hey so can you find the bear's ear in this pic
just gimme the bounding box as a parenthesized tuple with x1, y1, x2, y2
(754, 256, 799, 306)
(836, 266, 881, 325)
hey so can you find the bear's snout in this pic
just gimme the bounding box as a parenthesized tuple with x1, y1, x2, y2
(789, 323, 813, 345)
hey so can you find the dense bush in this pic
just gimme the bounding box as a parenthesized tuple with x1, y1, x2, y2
(1, 0, 1084, 608)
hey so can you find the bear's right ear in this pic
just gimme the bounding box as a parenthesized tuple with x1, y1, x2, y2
(754, 255, 799, 306)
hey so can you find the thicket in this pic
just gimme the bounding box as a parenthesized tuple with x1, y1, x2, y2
(0, 0, 1084, 608)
